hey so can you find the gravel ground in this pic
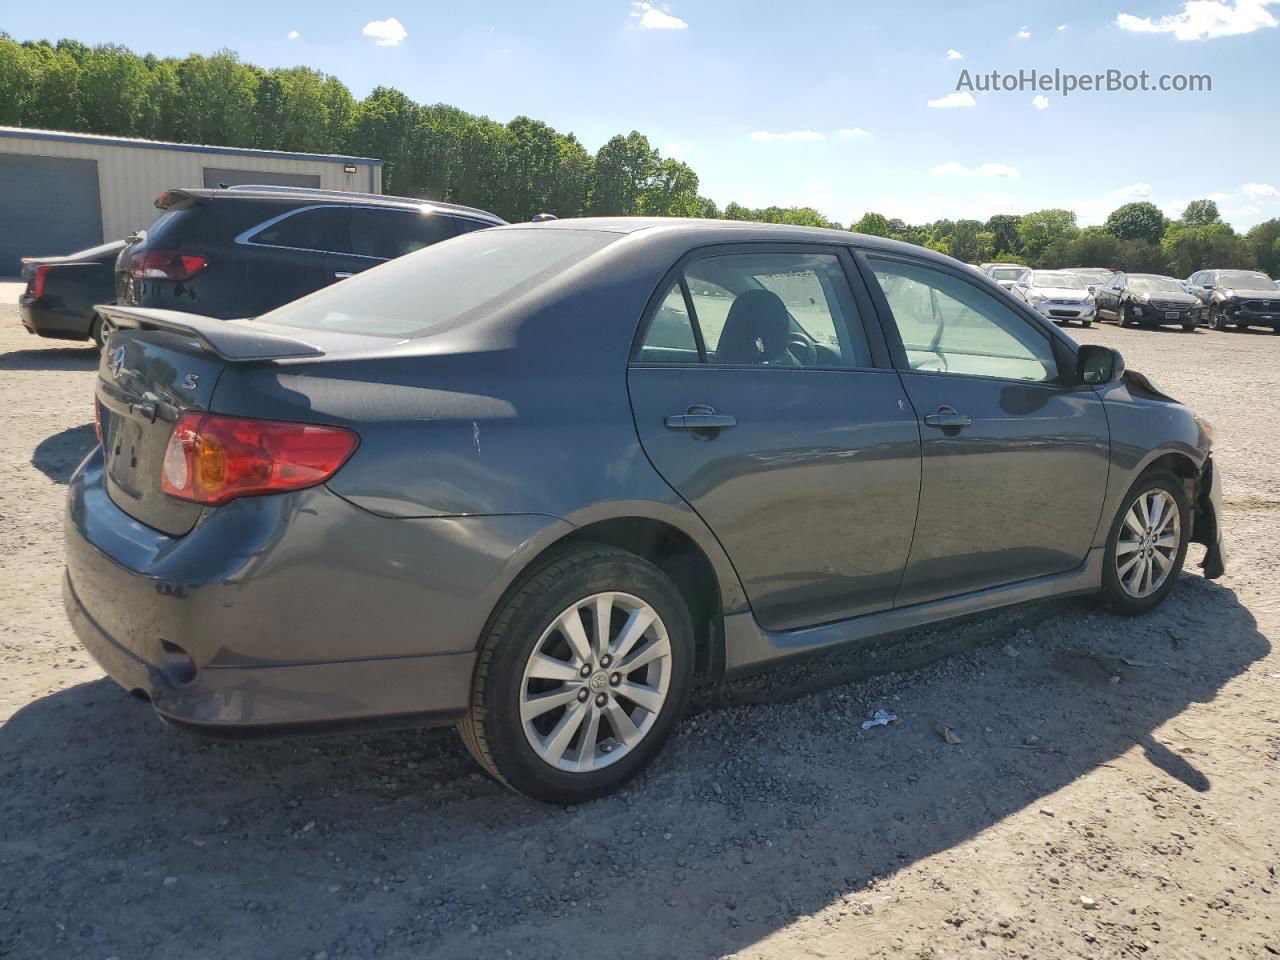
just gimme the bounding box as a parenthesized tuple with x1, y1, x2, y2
(1, 308, 1277, 960)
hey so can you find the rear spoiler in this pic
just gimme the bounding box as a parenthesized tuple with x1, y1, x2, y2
(95, 305, 324, 363)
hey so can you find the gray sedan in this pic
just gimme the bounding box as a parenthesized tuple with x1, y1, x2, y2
(67, 220, 1225, 802)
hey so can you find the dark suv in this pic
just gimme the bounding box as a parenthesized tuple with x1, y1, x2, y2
(1186, 268, 1280, 332)
(115, 186, 505, 319)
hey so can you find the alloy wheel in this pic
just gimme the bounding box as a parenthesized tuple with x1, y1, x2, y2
(1115, 489, 1181, 599)
(519, 591, 672, 772)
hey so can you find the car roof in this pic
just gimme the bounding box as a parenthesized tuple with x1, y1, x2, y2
(162, 186, 505, 223)
(499, 217, 981, 269)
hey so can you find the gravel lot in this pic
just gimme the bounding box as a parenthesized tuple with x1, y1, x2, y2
(1, 305, 1277, 960)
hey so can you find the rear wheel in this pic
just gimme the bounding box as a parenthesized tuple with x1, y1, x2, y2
(458, 544, 695, 803)
(89, 315, 105, 349)
(1099, 471, 1190, 616)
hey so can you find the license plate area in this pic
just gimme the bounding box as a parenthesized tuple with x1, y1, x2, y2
(1165, 311, 1180, 319)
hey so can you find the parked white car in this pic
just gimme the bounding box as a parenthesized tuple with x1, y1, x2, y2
(1010, 270, 1096, 327)
(982, 263, 1030, 290)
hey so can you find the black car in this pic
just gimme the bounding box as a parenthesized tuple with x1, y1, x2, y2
(115, 185, 505, 320)
(19, 240, 126, 346)
(1095, 273, 1201, 331)
(1185, 268, 1280, 332)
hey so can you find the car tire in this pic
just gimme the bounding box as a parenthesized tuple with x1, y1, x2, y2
(89, 315, 105, 349)
(1099, 470, 1190, 617)
(1082, 320, 1093, 328)
(1207, 305, 1225, 331)
(1118, 304, 1132, 327)
(458, 543, 695, 803)
(1181, 320, 1197, 332)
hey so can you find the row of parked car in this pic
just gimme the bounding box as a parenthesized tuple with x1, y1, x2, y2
(977, 262, 1280, 333)
(18, 185, 507, 345)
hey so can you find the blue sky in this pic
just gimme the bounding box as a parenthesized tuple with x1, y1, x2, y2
(6, 0, 1279, 228)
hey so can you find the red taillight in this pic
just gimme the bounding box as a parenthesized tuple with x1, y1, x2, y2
(160, 413, 358, 506)
(29, 264, 53, 298)
(129, 251, 208, 281)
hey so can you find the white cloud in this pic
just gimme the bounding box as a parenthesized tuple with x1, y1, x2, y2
(1017, 25, 1031, 38)
(630, 2, 688, 30)
(1114, 182, 1153, 198)
(1207, 191, 1230, 201)
(927, 91, 977, 109)
(931, 161, 1021, 178)
(1032, 94, 1050, 109)
(1242, 182, 1280, 198)
(363, 17, 408, 46)
(286, 30, 300, 40)
(945, 48, 965, 60)
(663, 141, 688, 158)
(1057, 23, 1069, 30)
(1116, 0, 1278, 40)
(837, 127, 871, 137)
(748, 130, 825, 142)
(1224, 204, 1262, 216)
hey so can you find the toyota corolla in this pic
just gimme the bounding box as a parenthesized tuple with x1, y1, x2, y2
(66, 219, 1225, 802)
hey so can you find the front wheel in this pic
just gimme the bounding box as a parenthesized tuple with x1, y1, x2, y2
(1182, 320, 1197, 332)
(1206, 305, 1226, 331)
(1099, 471, 1190, 616)
(1118, 304, 1132, 327)
(458, 544, 695, 803)
(89, 315, 106, 349)
(1082, 320, 1093, 328)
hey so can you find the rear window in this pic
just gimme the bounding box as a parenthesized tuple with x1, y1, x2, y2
(257, 228, 616, 338)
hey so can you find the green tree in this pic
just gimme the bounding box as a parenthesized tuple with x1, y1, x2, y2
(77, 44, 149, 135)
(1181, 199, 1221, 227)
(1062, 226, 1123, 269)
(176, 50, 259, 146)
(1103, 201, 1166, 246)
(1017, 209, 1079, 265)
(590, 131, 658, 215)
(1116, 239, 1168, 274)
(1161, 222, 1250, 277)
(853, 212, 890, 237)
(948, 219, 990, 263)
(1246, 219, 1280, 277)
(253, 67, 335, 152)
(351, 86, 421, 195)
(984, 214, 1023, 258)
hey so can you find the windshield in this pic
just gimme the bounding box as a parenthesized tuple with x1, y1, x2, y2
(1070, 268, 1112, 282)
(258, 228, 616, 338)
(1031, 272, 1086, 290)
(990, 267, 1027, 280)
(1218, 271, 1274, 289)
(1129, 277, 1186, 294)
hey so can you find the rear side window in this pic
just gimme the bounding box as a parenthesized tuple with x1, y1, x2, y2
(636, 251, 872, 369)
(258, 228, 615, 338)
(249, 207, 350, 253)
(346, 208, 457, 259)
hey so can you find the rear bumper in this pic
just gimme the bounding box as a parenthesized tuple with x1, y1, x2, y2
(64, 447, 571, 734)
(64, 569, 473, 732)
(19, 294, 94, 340)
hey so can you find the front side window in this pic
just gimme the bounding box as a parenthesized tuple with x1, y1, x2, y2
(869, 258, 1058, 383)
(636, 251, 872, 369)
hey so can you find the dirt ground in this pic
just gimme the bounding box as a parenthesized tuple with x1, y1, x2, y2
(1, 304, 1276, 960)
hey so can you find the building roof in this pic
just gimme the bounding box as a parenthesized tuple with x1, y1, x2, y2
(0, 126, 381, 167)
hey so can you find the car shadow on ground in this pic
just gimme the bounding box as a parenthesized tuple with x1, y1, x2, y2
(31, 423, 96, 484)
(0, 577, 1266, 959)
(0, 345, 99, 371)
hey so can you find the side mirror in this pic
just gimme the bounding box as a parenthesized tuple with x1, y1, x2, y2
(1076, 345, 1125, 386)
(1202, 283, 1215, 290)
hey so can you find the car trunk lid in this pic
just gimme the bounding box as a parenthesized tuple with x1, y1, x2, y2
(93, 305, 362, 536)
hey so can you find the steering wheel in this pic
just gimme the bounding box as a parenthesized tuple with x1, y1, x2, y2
(787, 332, 818, 366)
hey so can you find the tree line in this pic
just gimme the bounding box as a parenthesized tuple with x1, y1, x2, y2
(1, 35, 1276, 278)
(850, 200, 1280, 278)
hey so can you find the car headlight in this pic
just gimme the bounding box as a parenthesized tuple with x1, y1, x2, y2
(1195, 414, 1217, 446)
(1029, 294, 1047, 303)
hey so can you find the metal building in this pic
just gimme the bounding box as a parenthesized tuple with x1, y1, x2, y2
(0, 127, 383, 273)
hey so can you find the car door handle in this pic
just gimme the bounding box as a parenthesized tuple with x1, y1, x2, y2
(334, 271, 355, 279)
(665, 413, 737, 431)
(923, 407, 972, 429)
